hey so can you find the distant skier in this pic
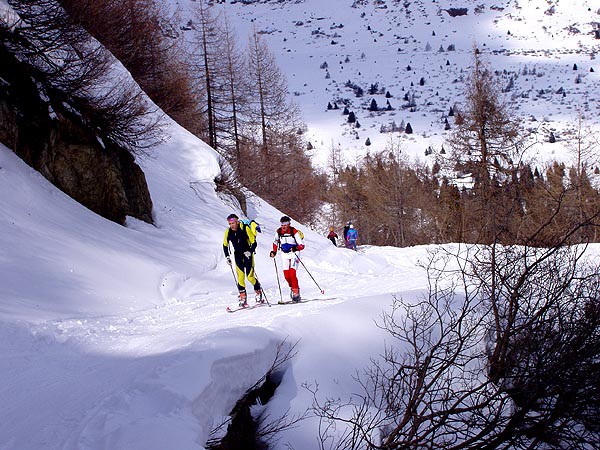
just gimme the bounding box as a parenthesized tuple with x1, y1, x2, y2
(345, 224, 358, 251)
(270, 215, 305, 302)
(343, 221, 353, 242)
(327, 226, 338, 246)
(223, 213, 263, 307)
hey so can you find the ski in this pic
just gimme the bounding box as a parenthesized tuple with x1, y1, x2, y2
(226, 301, 267, 313)
(277, 297, 336, 305)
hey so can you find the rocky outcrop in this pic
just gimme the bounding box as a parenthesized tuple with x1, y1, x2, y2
(0, 45, 153, 225)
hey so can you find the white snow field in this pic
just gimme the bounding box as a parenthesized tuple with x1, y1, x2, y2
(0, 117, 439, 448)
(2, 0, 600, 448)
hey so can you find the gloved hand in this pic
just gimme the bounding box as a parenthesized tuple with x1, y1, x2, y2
(226, 257, 232, 266)
(243, 251, 252, 258)
(269, 250, 276, 258)
(296, 244, 305, 251)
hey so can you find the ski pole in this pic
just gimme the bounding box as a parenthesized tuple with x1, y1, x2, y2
(227, 244, 239, 288)
(295, 253, 325, 294)
(260, 288, 271, 307)
(273, 257, 283, 303)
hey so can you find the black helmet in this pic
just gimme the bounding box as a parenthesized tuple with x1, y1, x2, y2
(280, 215, 291, 224)
(227, 213, 239, 221)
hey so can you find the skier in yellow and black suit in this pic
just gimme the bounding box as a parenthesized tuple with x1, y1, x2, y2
(223, 213, 263, 307)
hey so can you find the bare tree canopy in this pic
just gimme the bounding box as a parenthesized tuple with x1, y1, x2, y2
(3, 0, 164, 153)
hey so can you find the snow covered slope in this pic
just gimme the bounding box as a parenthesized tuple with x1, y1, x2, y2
(173, 0, 600, 168)
(0, 112, 437, 448)
(2, 1, 600, 448)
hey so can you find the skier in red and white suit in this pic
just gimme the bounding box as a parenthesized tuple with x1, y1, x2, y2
(270, 215, 305, 301)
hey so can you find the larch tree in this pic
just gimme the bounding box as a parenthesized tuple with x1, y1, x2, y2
(59, 0, 201, 136)
(565, 111, 600, 232)
(192, 0, 222, 150)
(217, 12, 249, 172)
(327, 142, 344, 228)
(246, 28, 300, 156)
(447, 48, 524, 244)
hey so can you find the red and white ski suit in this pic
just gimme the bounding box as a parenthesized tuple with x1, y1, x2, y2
(273, 226, 305, 291)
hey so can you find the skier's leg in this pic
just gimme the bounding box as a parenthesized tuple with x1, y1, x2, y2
(234, 254, 247, 302)
(281, 257, 292, 287)
(245, 255, 263, 301)
(290, 256, 300, 300)
(245, 254, 260, 287)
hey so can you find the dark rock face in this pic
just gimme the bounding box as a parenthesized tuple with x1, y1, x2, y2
(0, 46, 153, 225)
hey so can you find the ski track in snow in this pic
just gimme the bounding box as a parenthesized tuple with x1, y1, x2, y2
(0, 136, 439, 449)
(33, 245, 426, 355)
(4, 243, 430, 450)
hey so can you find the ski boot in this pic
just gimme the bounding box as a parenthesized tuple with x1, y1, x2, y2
(238, 291, 248, 308)
(291, 288, 301, 302)
(255, 288, 265, 304)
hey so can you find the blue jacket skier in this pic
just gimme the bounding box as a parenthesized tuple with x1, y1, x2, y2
(345, 224, 358, 251)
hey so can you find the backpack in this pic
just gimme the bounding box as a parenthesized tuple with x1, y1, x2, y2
(240, 219, 261, 238)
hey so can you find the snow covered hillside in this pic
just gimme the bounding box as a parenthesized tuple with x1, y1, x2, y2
(172, 0, 600, 168)
(2, 1, 600, 448)
(0, 109, 438, 449)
